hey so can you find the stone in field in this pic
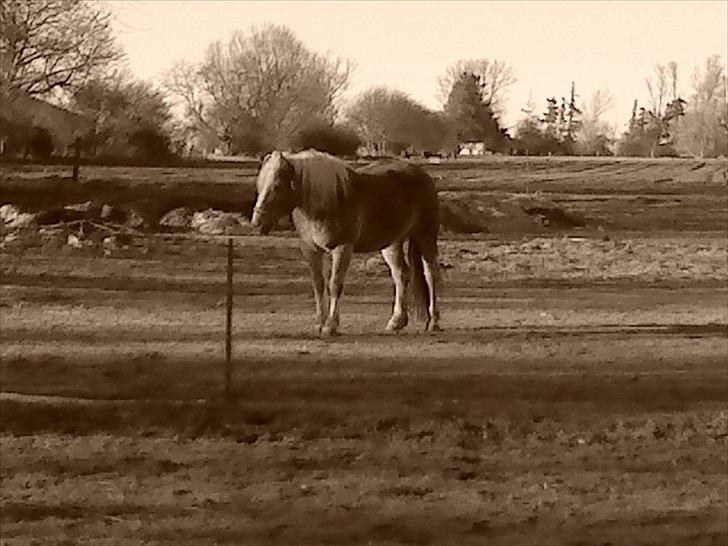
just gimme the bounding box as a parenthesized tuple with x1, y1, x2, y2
(192, 209, 249, 235)
(67, 234, 83, 248)
(1, 204, 20, 224)
(125, 208, 146, 229)
(5, 211, 37, 230)
(159, 207, 192, 228)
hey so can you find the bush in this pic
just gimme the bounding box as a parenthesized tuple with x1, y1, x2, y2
(0, 116, 31, 157)
(128, 126, 172, 160)
(291, 121, 361, 157)
(27, 126, 54, 159)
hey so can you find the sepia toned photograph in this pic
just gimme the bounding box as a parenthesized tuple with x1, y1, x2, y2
(1, 1, 726, 544)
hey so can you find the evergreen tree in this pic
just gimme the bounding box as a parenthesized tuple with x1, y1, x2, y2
(444, 72, 507, 152)
(565, 82, 583, 142)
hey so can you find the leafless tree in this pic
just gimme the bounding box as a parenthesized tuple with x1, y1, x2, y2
(0, 0, 123, 97)
(675, 55, 727, 158)
(691, 55, 725, 105)
(345, 87, 393, 154)
(164, 24, 352, 153)
(437, 58, 516, 115)
(577, 89, 615, 155)
(582, 89, 615, 122)
(346, 86, 453, 155)
(646, 63, 678, 116)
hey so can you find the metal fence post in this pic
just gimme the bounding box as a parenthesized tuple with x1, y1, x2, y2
(225, 237, 233, 397)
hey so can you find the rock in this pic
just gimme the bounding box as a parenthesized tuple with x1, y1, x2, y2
(6, 212, 37, 229)
(1, 204, 20, 224)
(1, 204, 38, 229)
(126, 208, 146, 229)
(67, 234, 83, 248)
(191, 210, 214, 230)
(159, 207, 192, 228)
(101, 204, 128, 223)
(65, 201, 93, 212)
(192, 209, 248, 235)
(64, 201, 100, 218)
(363, 256, 388, 275)
(101, 204, 114, 219)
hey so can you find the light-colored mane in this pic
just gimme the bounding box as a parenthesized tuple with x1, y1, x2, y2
(285, 150, 353, 215)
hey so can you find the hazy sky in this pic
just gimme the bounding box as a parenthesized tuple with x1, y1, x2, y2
(109, 0, 727, 131)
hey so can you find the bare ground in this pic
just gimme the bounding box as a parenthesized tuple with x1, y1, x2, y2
(1, 228, 727, 545)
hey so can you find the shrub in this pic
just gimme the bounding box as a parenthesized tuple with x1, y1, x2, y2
(27, 126, 54, 159)
(291, 121, 361, 157)
(128, 126, 172, 160)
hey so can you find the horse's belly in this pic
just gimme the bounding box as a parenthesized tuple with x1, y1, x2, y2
(292, 209, 349, 250)
(293, 207, 416, 253)
(353, 216, 416, 252)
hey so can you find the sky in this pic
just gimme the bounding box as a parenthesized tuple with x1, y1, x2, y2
(108, 0, 727, 132)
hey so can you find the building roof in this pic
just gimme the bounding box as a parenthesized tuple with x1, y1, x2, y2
(2, 91, 94, 144)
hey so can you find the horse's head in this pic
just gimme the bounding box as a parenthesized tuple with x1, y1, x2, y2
(251, 151, 299, 235)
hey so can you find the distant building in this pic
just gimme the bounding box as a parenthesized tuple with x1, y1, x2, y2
(458, 141, 491, 156)
(1, 91, 93, 156)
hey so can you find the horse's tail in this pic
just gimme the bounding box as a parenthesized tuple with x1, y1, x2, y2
(409, 239, 430, 323)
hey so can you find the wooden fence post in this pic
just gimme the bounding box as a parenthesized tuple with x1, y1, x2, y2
(225, 237, 233, 397)
(72, 137, 81, 182)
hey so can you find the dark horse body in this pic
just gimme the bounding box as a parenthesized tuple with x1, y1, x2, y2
(251, 150, 441, 335)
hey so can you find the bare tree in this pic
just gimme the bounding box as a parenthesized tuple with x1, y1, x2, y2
(646, 63, 678, 116)
(0, 0, 123, 97)
(583, 89, 615, 122)
(675, 55, 727, 157)
(345, 87, 392, 154)
(577, 89, 615, 155)
(165, 61, 216, 139)
(346, 86, 453, 155)
(164, 24, 352, 153)
(691, 54, 725, 104)
(437, 58, 515, 115)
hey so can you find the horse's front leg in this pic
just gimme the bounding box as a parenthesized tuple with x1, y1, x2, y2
(301, 242, 326, 334)
(322, 244, 352, 336)
(381, 241, 409, 332)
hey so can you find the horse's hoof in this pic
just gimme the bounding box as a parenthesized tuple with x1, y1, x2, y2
(384, 317, 408, 333)
(321, 325, 339, 337)
(314, 325, 323, 335)
(426, 323, 442, 333)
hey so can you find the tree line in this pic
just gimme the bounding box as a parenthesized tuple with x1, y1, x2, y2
(1, 0, 726, 161)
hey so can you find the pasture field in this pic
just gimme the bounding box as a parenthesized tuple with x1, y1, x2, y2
(1, 157, 727, 545)
(2, 156, 727, 233)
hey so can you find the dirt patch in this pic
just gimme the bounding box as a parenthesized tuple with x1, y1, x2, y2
(439, 192, 584, 233)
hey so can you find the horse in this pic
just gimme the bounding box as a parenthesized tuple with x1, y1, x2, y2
(251, 150, 441, 335)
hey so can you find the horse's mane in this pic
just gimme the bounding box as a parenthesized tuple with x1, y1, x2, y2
(285, 150, 353, 216)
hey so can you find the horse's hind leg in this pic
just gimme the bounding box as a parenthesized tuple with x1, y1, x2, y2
(322, 244, 352, 336)
(301, 242, 325, 334)
(381, 241, 409, 332)
(419, 237, 442, 332)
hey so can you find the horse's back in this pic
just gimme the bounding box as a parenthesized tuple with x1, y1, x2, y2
(348, 159, 438, 252)
(355, 160, 437, 205)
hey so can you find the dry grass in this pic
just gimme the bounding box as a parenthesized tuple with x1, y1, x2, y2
(1, 158, 727, 544)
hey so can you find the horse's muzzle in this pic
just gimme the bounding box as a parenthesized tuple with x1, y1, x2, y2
(251, 212, 272, 235)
